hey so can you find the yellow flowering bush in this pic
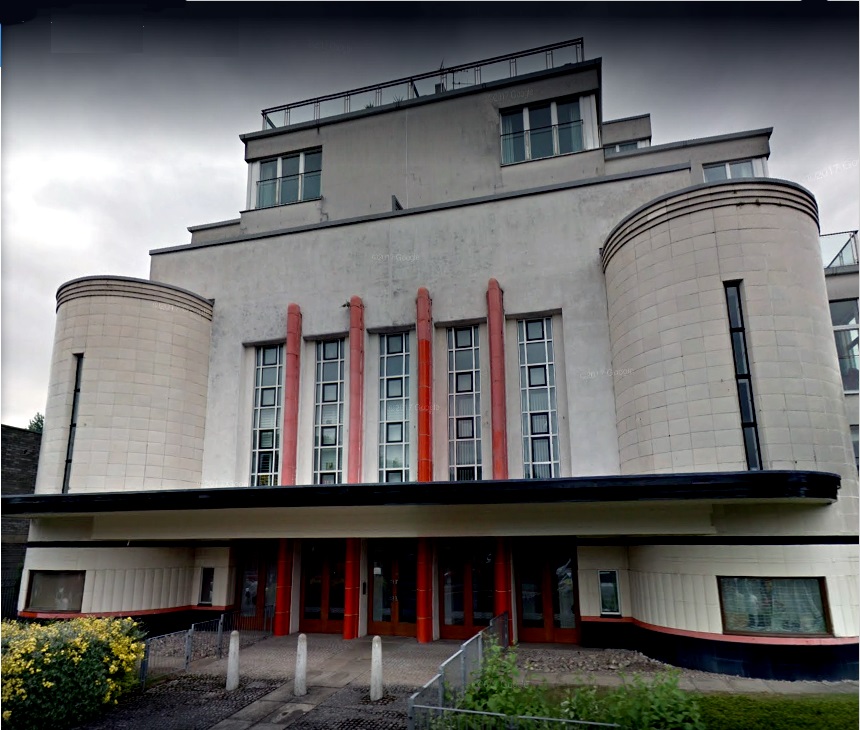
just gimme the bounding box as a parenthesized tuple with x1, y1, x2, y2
(1, 617, 145, 730)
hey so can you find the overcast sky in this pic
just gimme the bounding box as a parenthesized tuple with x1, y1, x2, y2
(1, 2, 858, 429)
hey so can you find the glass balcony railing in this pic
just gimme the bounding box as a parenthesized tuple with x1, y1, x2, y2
(823, 230, 859, 269)
(501, 120, 584, 165)
(257, 171, 321, 209)
(260, 38, 584, 130)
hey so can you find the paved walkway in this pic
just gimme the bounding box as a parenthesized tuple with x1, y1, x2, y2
(185, 634, 858, 730)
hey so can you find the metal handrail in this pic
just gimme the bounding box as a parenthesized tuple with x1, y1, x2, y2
(262, 38, 584, 130)
(257, 171, 322, 209)
(501, 120, 585, 164)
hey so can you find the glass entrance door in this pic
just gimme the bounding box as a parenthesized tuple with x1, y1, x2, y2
(515, 539, 579, 643)
(234, 540, 278, 632)
(439, 539, 496, 640)
(367, 540, 417, 637)
(299, 539, 346, 634)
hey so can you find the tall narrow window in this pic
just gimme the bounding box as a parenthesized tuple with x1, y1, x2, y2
(314, 339, 345, 484)
(379, 333, 410, 482)
(725, 283, 762, 470)
(62, 354, 84, 494)
(448, 326, 482, 481)
(251, 345, 284, 486)
(598, 570, 621, 617)
(829, 299, 859, 393)
(518, 318, 559, 479)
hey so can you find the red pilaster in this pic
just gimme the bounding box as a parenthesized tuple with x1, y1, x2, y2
(275, 303, 302, 636)
(343, 298, 365, 640)
(494, 537, 513, 642)
(416, 538, 434, 643)
(416, 288, 433, 482)
(347, 296, 365, 484)
(416, 288, 434, 642)
(273, 539, 293, 636)
(281, 303, 303, 486)
(343, 537, 361, 639)
(487, 279, 509, 480)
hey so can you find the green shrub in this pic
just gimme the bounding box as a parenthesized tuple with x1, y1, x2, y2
(560, 670, 705, 730)
(1, 617, 145, 730)
(697, 693, 859, 730)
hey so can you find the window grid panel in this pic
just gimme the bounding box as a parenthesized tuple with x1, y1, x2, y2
(718, 577, 830, 636)
(256, 148, 322, 209)
(830, 298, 859, 392)
(379, 333, 411, 482)
(448, 326, 482, 481)
(518, 318, 559, 479)
(500, 99, 584, 165)
(251, 345, 284, 487)
(314, 339, 345, 484)
(724, 283, 762, 470)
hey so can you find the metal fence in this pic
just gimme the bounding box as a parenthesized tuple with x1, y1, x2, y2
(408, 613, 619, 730)
(139, 609, 273, 689)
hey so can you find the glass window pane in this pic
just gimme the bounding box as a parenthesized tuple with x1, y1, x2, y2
(704, 164, 728, 182)
(322, 383, 339, 402)
(324, 341, 340, 360)
(27, 571, 85, 612)
(386, 355, 404, 376)
(258, 408, 276, 428)
(531, 437, 551, 463)
(385, 445, 404, 468)
(725, 285, 743, 329)
(260, 388, 276, 407)
(730, 160, 754, 178)
(322, 362, 339, 382)
(282, 155, 300, 176)
(830, 300, 859, 327)
(455, 328, 472, 348)
(454, 349, 473, 371)
(599, 571, 621, 615)
(258, 430, 274, 449)
(737, 379, 755, 424)
(320, 426, 338, 446)
(501, 111, 525, 164)
(280, 176, 299, 205)
(526, 342, 546, 364)
(556, 100, 580, 124)
(720, 577, 827, 635)
(456, 418, 474, 439)
(321, 404, 339, 424)
(260, 160, 278, 180)
(319, 448, 338, 471)
(528, 365, 547, 387)
(456, 372, 473, 393)
(304, 150, 322, 172)
(531, 412, 549, 435)
(529, 104, 554, 159)
(526, 320, 544, 341)
(257, 180, 276, 208)
(743, 426, 761, 470)
(263, 347, 279, 365)
(386, 400, 404, 422)
(302, 171, 321, 200)
(731, 331, 748, 375)
(386, 334, 403, 354)
(386, 422, 403, 443)
(387, 378, 403, 398)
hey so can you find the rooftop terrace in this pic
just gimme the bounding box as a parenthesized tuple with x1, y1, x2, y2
(260, 38, 584, 131)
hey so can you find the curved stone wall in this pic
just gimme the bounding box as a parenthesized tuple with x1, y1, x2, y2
(36, 277, 213, 493)
(602, 181, 854, 481)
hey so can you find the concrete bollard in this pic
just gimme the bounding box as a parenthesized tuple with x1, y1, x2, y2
(226, 630, 240, 691)
(294, 633, 308, 697)
(370, 635, 383, 701)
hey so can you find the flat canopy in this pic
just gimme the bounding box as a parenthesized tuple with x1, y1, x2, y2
(1, 470, 840, 517)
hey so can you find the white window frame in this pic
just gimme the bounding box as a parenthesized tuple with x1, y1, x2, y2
(447, 325, 483, 481)
(500, 95, 598, 165)
(250, 345, 284, 487)
(831, 298, 859, 395)
(598, 570, 622, 617)
(518, 317, 559, 479)
(703, 157, 768, 183)
(378, 332, 411, 483)
(313, 339, 345, 484)
(253, 147, 322, 209)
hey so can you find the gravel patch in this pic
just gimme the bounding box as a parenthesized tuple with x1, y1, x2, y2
(517, 647, 669, 675)
(287, 684, 415, 730)
(71, 675, 282, 730)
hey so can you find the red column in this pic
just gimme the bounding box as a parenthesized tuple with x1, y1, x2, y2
(416, 288, 434, 642)
(274, 303, 302, 636)
(281, 303, 303, 486)
(487, 279, 509, 480)
(488, 282, 512, 642)
(273, 539, 293, 636)
(344, 297, 365, 639)
(416, 288, 433, 482)
(343, 537, 361, 639)
(347, 296, 365, 484)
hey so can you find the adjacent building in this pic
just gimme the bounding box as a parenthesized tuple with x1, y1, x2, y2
(4, 39, 857, 680)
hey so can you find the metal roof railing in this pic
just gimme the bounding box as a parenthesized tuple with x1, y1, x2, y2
(261, 38, 584, 131)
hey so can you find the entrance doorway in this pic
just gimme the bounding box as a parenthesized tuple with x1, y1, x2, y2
(515, 538, 579, 643)
(438, 539, 496, 640)
(300, 539, 346, 634)
(367, 539, 417, 637)
(234, 540, 278, 632)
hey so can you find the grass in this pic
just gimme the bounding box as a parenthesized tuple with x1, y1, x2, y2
(696, 693, 858, 730)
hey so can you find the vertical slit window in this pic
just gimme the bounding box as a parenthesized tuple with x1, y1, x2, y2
(829, 299, 859, 393)
(379, 333, 410, 482)
(314, 339, 345, 484)
(725, 283, 762, 470)
(518, 318, 559, 479)
(62, 354, 84, 493)
(448, 326, 482, 480)
(251, 345, 284, 486)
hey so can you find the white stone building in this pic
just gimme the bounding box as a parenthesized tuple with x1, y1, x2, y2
(5, 39, 857, 680)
